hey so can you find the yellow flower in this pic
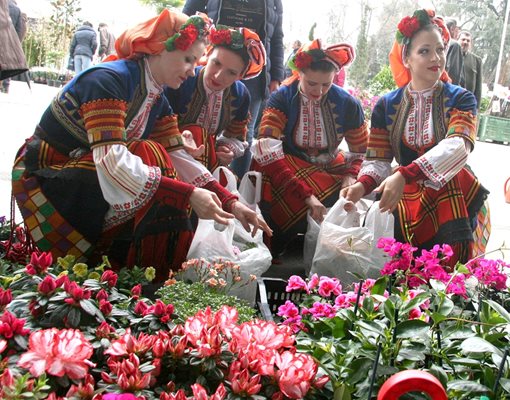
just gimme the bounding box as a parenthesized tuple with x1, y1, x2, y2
(58, 270, 69, 278)
(72, 263, 88, 278)
(57, 255, 76, 270)
(88, 271, 101, 280)
(145, 267, 156, 282)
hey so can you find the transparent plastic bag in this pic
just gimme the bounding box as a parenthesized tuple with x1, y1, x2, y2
(310, 198, 394, 286)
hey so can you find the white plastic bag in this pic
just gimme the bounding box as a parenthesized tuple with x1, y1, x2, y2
(238, 171, 262, 210)
(310, 198, 394, 286)
(186, 167, 272, 304)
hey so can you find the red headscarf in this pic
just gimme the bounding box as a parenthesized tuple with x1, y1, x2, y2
(283, 39, 355, 86)
(106, 9, 209, 61)
(203, 26, 266, 80)
(389, 9, 451, 87)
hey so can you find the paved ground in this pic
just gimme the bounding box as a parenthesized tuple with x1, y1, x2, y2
(1, 80, 508, 281)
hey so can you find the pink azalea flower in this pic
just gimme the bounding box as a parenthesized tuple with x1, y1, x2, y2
(446, 274, 467, 298)
(277, 300, 300, 319)
(286, 275, 308, 292)
(307, 302, 337, 319)
(317, 276, 342, 297)
(307, 274, 320, 291)
(103, 394, 140, 400)
(275, 351, 317, 399)
(18, 328, 94, 380)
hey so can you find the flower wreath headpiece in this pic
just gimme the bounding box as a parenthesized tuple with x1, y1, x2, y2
(396, 9, 449, 48)
(288, 39, 355, 73)
(205, 25, 266, 80)
(209, 24, 245, 50)
(165, 15, 210, 52)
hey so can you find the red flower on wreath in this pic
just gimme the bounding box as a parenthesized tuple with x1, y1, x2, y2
(294, 52, 314, 70)
(174, 24, 199, 51)
(398, 16, 421, 38)
(209, 28, 232, 45)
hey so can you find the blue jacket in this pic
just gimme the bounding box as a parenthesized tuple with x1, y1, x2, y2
(70, 25, 97, 59)
(183, 0, 285, 89)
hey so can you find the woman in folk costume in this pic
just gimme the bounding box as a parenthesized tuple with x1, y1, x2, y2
(165, 25, 266, 173)
(341, 9, 490, 267)
(251, 39, 369, 257)
(12, 9, 269, 281)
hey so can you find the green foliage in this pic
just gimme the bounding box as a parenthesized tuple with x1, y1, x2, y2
(138, 0, 184, 13)
(156, 281, 256, 323)
(369, 64, 397, 95)
(479, 96, 491, 114)
(349, 2, 371, 89)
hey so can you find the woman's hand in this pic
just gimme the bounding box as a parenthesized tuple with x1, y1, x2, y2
(189, 188, 234, 225)
(305, 195, 327, 223)
(375, 171, 406, 213)
(216, 145, 235, 166)
(340, 182, 365, 211)
(182, 130, 205, 158)
(231, 201, 273, 237)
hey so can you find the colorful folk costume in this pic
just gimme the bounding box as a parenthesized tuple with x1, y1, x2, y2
(358, 10, 489, 265)
(12, 10, 214, 280)
(251, 39, 369, 254)
(165, 25, 266, 173)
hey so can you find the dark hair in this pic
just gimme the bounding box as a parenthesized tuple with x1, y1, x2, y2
(308, 59, 337, 73)
(445, 18, 457, 30)
(215, 44, 250, 70)
(83, 21, 93, 28)
(404, 23, 441, 57)
(99, 22, 108, 28)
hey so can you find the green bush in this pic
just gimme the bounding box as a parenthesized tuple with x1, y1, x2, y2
(369, 64, 397, 96)
(156, 281, 257, 323)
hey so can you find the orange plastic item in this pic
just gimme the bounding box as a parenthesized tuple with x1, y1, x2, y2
(377, 370, 447, 400)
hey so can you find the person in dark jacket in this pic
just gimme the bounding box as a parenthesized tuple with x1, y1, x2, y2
(69, 21, 97, 73)
(182, 0, 285, 179)
(98, 22, 116, 60)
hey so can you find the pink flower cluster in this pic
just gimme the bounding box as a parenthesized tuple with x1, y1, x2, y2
(377, 238, 510, 297)
(102, 306, 328, 399)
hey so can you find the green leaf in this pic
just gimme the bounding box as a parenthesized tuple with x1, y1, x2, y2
(499, 378, 510, 393)
(485, 299, 510, 323)
(80, 299, 100, 317)
(383, 298, 396, 323)
(371, 276, 388, 296)
(429, 279, 446, 292)
(334, 384, 352, 400)
(447, 380, 490, 393)
(395, 319, 430, 338)
(436, 297, 454, 316)
(67, 307, 81, 327)
(401, 292, 430, 314)
(461, 337, 503, 356)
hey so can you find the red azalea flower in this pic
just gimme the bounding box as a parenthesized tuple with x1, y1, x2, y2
(101, 270, 118, 288)
(294, 52, 313, 70)
(0, 311, 30, 339)
(398, 16, 421, 38)
(38, 276, 57, 296)
(0, 288, 12, 310)
(26, 251, 53, 275)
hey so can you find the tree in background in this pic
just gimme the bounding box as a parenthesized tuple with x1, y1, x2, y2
(349, 0, 372, 89)
(49, 0, 82, 69)
(138, 0, 184, 13)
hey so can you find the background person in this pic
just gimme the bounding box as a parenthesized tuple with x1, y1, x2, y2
(69, 21, 97, 73)
(98, 22, 116, 60)
(165, 25, 266, 173)
(12, 11, 236, 281)
(458, 30, 483, 108)
(0, 0, 27, 93)
(445, 17, 463, 85)
(182, 0, 285, 180)
(341, 9, 490, 267)
(251, 39, 368, 258)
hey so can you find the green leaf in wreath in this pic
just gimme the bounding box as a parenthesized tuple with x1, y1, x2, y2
(447, 380, 491, 393)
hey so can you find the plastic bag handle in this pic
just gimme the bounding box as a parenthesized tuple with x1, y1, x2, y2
(505, 177, 510, 204)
